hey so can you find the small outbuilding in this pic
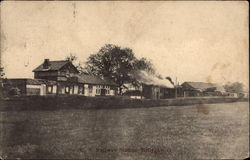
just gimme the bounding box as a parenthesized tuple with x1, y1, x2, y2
(3, 78, 57, 96)
(122, 71, 175, 100)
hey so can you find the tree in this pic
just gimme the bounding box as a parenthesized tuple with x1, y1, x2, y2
(66, 53, 77, 62)
(134, 57, 155, 75)
(65, 53, 87, 74)
(84, 44, 155, 87)
(223, 82, 244, 93)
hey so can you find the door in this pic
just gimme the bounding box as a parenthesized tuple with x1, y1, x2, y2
(100, 89, 106, 96)
(40, 84, 46, 96)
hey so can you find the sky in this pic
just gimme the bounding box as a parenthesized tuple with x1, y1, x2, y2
(1, 1, 249, 88)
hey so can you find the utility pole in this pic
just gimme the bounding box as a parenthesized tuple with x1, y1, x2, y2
(175, 77, 177, 99)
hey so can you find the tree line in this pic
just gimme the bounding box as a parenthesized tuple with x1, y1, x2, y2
(0, 44, 246, 94)
(66, 44, 157, 88)
(66, 44, 247, 93)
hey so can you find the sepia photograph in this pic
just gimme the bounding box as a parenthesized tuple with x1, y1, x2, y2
(0, 1, 249, 159)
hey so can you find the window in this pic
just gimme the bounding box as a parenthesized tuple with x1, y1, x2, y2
(65, 86, 69, 93)
(61, 87, 65, 94)
(79, 86, 83, 95)
(52, 85, 57, 93)
(110, 90, 114, 95)
(48, 86, 52, 93)
(74, 85, 79, 94)
(96, 88, 101, 95)
(69, 86, 73, 94)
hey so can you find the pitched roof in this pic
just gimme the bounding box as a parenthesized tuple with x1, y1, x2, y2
(26, 78, 57, 85)
(133, 71, 174, 88)
(76, 74, 118, 86)
(33, 60, 70, 72)
(182, 82, 224, 91)
(183, 82, 215, 89)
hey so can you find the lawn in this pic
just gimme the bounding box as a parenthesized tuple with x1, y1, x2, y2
(0, 102, 249, 159)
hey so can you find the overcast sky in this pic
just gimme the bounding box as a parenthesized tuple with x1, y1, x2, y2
(1, 1, 248, 87)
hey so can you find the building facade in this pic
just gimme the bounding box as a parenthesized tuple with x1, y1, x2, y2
(3, 59, 118, 97)
(121, 71, 176, 100)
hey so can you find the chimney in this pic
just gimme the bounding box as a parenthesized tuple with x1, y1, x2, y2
(166, 76, 175, 86)
(43, 59, 50, 69)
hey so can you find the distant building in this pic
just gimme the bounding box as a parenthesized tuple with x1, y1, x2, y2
(238, 92, 249, 98)
(121, 71, 176, 100)
(181, 82, 226, 97)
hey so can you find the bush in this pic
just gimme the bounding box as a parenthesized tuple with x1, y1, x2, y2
(8, 88, 21, 96)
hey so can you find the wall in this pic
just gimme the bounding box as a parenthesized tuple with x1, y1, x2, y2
(152, 86, 161, 99)
(26, 84, 41, 95)
(0, 96, 247, 111)
(160, 88, 175, 99)
(34, 71, 59, 81)
(4, 79, 118, 97)
(142, 85, 176, 100)
(142, 85, 153, 99)
(46, 85, 57, 95)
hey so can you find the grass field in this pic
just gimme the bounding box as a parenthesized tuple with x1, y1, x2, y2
(0, 102, 249, 159)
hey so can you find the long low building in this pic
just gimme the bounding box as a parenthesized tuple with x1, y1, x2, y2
(54, 74, 118, 96)
(3, 76, 118, 97)
(3, 59, 119, 96)
(181, 82, 226, 97)
(121, 71, 177, 100)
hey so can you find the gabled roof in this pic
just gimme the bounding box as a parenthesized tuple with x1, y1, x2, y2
(33, 60, 72, 72)
(182, 82, 224, 91)
(76, 74, 118, 86)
